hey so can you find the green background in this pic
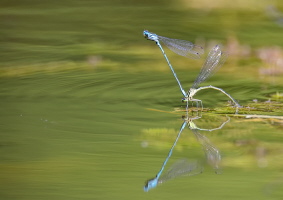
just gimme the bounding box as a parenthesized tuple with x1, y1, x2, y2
(1, 0, 283, 199)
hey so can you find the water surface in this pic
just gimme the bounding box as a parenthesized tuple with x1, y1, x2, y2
(1, 0, 283, 199)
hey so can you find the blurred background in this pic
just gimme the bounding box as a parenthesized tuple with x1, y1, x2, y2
(1, 0, 283, 199)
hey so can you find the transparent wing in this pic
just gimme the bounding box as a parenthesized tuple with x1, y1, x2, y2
(158, 159, 203, 183)
(158, 36, 204, 59)
(192, 45, 228, 88)
(192, 129, 222, 174)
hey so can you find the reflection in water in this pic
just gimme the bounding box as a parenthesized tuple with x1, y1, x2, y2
(144, 114, 230, 192)
(189, 115, 230, 174)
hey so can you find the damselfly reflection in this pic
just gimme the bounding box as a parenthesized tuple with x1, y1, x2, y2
(144, 114, 230, 192)
(185, 115, 229, 174)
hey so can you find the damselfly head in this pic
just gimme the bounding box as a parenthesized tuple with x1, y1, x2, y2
(143, 30, 150, 39)
(143, 30, 158, 42)
(181, 98, 188, 103)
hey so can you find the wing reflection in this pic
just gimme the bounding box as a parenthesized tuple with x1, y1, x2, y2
(186, 115, 230, 174)
(144, 114, 230, 192)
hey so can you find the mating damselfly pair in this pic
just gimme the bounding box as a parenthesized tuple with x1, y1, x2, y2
(143, 30, 241, 110)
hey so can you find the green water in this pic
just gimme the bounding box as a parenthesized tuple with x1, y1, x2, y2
(1, 0, 283, 200)
(1, 71, 283, 199)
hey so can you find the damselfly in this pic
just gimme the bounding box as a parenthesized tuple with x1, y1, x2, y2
(143, 30, 204, 97)
(143, 30, 240, 109)
(183, 44, 241, 110)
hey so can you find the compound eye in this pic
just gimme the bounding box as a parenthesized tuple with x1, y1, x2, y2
(143, 30, 149, 39)
(144, 34, 150, 40)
